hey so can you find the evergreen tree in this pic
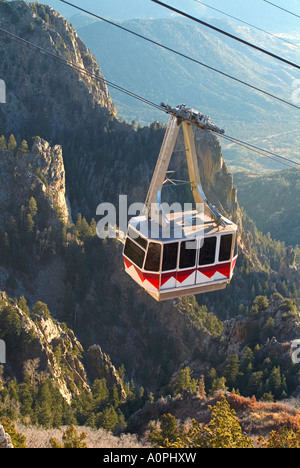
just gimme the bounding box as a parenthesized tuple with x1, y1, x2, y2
(199, 396, 254, 448)
(28, 196, 38, 218)
(0, 135, 7, 150)
(91, 378, 109, 407)
(7, 134, 17, 153)
(50, 425, 87, 448)
(35, 380, 53, 427)
(172, 367, 197, 396)
(96, 405, 119, 432)
(198, 375, 206, 399)
(1, 417, 26, 448)
(24, 213, 35, 233)
(224, 354, 241, 389)
(163, 396, 254, 448)
(149, 413, 180, 446)
(17, 140, 29, 157)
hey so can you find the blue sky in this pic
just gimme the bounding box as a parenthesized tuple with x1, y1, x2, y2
(34, 0, 300, 34)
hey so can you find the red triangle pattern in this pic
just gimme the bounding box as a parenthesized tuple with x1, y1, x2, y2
(124, 256, 233, 290)
(123, 257, 132, 269)
(177, 270, 195, 284)
(124, 257, 160, 290)
(161, 272, 175, 287)
(198, 265, 217, 279)
(199, 262, 231, 279)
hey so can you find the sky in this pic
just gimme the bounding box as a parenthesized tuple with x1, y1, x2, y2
(32, 0, 300, 34)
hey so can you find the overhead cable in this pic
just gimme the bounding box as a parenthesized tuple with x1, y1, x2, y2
(218, 134, 300, 171)
(262, 0, 300, 19)
(150, 0, 300, 70)
(58, 0, 300, 111)
(0, 26, 299, 171)
(194, 0, 300, 48)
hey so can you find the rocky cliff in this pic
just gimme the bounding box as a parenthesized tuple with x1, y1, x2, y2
(195, 129, 238, 218)
(0, 291, 88, 403)
(0, 424, 13, 448)
(0, 137, 70, 226)
(0, 1, 117, 138)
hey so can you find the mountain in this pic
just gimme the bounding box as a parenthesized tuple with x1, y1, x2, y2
(35, 0, 300, 33)
(75, 17, 300, 173)
(234, 169, 300, 248)
(0, 1, 299, 447)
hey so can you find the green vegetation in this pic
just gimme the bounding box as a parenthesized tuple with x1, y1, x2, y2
(50, 425, 87, 449)
(149, 396, 254, 448)
(234, 170, 300, 247)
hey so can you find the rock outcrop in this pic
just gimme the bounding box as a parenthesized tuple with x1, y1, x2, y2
(195, 129, 238, 219)
(0, 425, 13, 448)
(0, 137, 70, 227)
(0, 292, 90, 403)
(85, 345, 127, 400)
(0, 1, 117, 138)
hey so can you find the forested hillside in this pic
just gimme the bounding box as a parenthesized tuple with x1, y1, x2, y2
(234, 170, 300, 248)
(0, 1, 299, 448)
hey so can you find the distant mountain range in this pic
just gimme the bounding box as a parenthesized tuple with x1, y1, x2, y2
(74, 15, 300, 172)
(234, 169, 300, 247)
(37, 0, 300, 34)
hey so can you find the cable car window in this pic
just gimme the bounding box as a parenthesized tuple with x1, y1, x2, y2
(179, 240, 197, 269)
(162, 242, 178, 271)
(219, 234, 233, 262)
(144, 243, 162, 272)
(128, 227, 148, 250)
(234, 234, 238, 257)
(199, 237, 216, 266)
(124, 238, 145, 269)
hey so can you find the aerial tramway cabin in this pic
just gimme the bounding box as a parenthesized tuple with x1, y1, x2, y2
(123, 104, 238, 302)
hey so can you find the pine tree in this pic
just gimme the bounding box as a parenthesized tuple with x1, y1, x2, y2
(1, 418, 26, 448)
(17, 140, 29, 157)
(225, 354, 241, 389)
(259, 427, 300, 448)
(164, 396, 254, 448)
(96, 405, 119, 432)
(24, 213, 34, 233)
(199, 396, 254, 448)
(50, 425, 87, 448)
(198, 375, 206, 399)
(173, 367, 197, 396)
(7, 134, 17, 153)
(92, 378, 109, 407)
(35, 381, 53, 427)
(0, 135, 7, 150)
(28, 197, 38, 218)
(149, 413, 180, 447)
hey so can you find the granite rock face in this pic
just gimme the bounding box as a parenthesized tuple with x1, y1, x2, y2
(0, 1, 117, 138)
(0, 424, 13, 448)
